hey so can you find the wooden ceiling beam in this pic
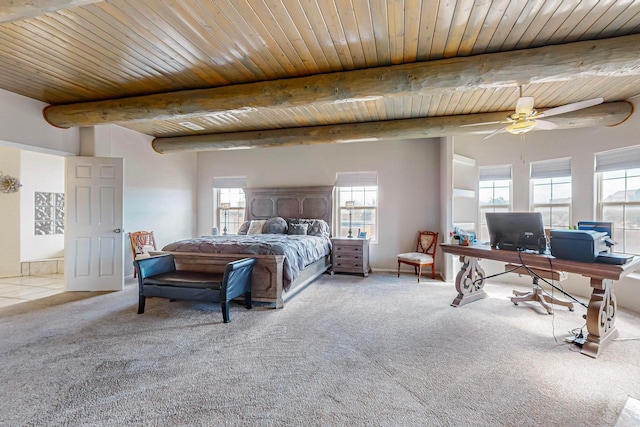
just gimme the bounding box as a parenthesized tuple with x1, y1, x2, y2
(0, 0, 102, 23)
(43, 34, 640, 129)
(151, 102, 633, 153)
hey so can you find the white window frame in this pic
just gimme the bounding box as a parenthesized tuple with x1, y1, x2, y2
(596, 146, 640, 254)
(212, 176, 246, 235)
(598, 169, 640, 254)
(530, 158, 572, 229)
(478, 165, 512, 242)
(335, 172, 378, 241)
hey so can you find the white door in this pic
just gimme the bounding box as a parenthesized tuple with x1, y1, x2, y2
(65, 157, 124, 291)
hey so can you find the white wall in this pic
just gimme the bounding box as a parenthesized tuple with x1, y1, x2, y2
(20, 150, 65, 261)
(197, 139, 442, 271)
(0, 87, 78, 156)
(0, 87, 198, 279)
(452, 98, 640, 313)
(0, 146, 21, 277)
(107, 126, 197, 277)
(0, 87, 75, 277)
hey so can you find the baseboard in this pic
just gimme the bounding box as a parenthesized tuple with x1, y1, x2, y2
(372, 267, 444, 281)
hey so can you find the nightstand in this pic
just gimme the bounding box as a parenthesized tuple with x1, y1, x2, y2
(331, 237, 371, 276)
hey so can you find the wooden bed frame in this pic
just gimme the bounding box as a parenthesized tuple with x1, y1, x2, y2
(159, 185, 334, 308)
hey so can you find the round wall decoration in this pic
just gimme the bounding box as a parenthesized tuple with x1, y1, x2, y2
(0, 172, 22, 193)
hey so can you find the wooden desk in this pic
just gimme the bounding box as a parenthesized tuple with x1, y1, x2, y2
(440, 243, 640, 358)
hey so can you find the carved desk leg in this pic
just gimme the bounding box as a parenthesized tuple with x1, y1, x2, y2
(582, 278, 619, 358)
(451, 255, 488, 307)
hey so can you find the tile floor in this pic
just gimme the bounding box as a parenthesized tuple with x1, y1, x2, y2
(0, 274, 64, 308)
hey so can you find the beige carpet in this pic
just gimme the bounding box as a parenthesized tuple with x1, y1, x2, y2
(1, 272, 639, 426)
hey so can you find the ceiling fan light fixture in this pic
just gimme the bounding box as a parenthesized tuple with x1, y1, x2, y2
(506, 120, 536, 135)
(515, 96, 535, 115)
(461, 95, 603, 139)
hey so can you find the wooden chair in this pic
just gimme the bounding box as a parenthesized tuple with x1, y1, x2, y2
(397, 231, 439, 282)
(129, 231, 156, 278)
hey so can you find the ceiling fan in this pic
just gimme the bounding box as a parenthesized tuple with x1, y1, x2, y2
(462, 92, 604, 139)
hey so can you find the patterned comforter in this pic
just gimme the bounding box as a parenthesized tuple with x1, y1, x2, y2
(162, 234, 332, 287)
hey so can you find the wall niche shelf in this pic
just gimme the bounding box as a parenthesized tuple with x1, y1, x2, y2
(453, 154, 476, 167)
(453, 188, 475, 198)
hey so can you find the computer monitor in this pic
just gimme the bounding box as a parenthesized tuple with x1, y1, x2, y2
(485, 212, 547, 253)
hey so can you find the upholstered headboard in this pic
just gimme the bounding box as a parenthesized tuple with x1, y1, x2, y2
(243, 186, 334, 232)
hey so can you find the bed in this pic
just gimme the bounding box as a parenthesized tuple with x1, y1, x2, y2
(158, 186, 334, 308)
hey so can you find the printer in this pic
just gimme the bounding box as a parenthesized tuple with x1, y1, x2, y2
(550, 229, 608, 263)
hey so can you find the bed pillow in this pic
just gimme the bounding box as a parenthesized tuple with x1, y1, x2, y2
(287, 218, 330, 238)
(247, 219, 266, 235)
(263, 216, 288, 234)
(237, 220, 251, 235)
(306, 219, 331, 238)
(287, 223, 309, 235)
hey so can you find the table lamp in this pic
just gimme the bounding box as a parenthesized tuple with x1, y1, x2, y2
(221, 202, 231, 235)
(346, 200, 355, 238)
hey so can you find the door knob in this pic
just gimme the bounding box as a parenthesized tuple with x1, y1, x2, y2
(113, 228, 124, 233)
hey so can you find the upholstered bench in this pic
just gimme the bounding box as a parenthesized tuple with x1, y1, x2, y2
(133, 254, 257, 323)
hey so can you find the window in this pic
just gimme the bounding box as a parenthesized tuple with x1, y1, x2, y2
(213, 177, 246, 235)
(335, 172, 378, 240)
(596, 146, 640, 254)
(478, 165, 512, 242)
(599, 168, 640, 254)
(34, 192, 64, 235)
(530, 158, 572, 229)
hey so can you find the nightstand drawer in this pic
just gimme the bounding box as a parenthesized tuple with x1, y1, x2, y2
(333, 246, 363, 256)
(333, 260, 365, 270)
(333, 253, 362, 263)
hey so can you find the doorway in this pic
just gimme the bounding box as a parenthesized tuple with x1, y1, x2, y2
(0, 145, 65, 308)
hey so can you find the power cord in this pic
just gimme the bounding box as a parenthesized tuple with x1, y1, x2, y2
(470, 263, 523, 289)
(469, 251, 640, 348)
(515, 251, 587, 309)
(565, 324, 587, 352)
(517, 252, 591, 349)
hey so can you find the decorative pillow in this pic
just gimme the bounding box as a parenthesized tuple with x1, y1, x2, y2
(237, 220, 251, 235)
(287, 218, 330, 238)
(287, 223, 309, 235)
(306, 219, 331, 238)
(247, 219, 266, 235)
(263, 216, 288, 234)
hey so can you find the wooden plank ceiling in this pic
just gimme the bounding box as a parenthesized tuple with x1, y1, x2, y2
(1, 0, 640, 151)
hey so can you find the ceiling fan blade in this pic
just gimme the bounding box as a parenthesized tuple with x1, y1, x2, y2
(483, 127, 507, 140)
(541, 97, 604, 118)
(515, 97, 535, 115)
(534, 119, 558, 130)
(460, 120, 505, 127)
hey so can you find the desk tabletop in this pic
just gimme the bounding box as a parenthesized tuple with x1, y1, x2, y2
(440, 243, 640, 281)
